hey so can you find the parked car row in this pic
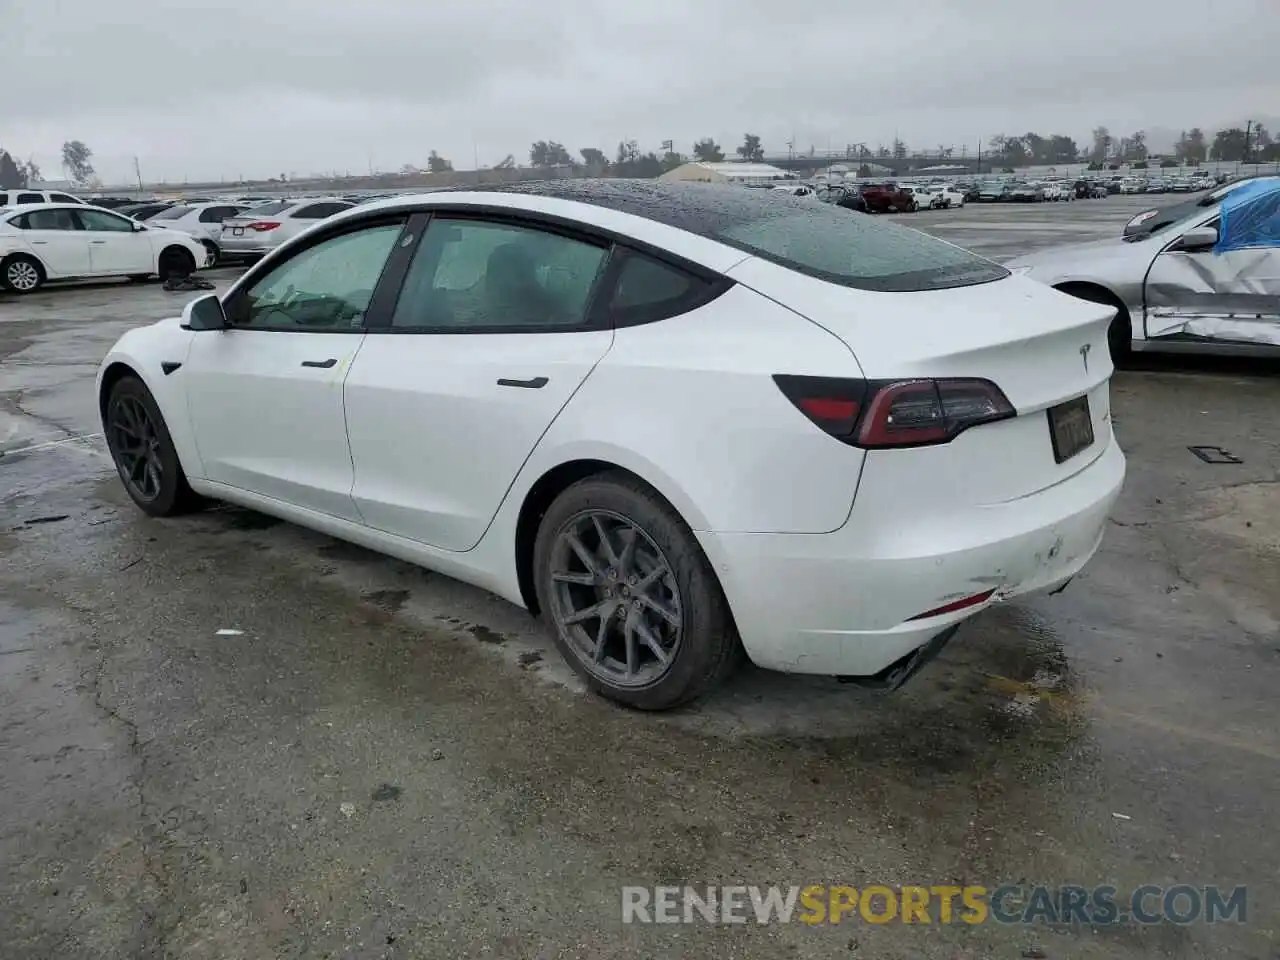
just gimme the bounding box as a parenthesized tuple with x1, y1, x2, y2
(0, 203, 211, 293)
(0, 193, 361, 292)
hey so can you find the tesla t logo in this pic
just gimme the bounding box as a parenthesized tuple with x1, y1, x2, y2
(1080, 343, 1092, 373)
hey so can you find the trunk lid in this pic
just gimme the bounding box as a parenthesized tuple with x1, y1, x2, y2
(731, 257, 1116, 502)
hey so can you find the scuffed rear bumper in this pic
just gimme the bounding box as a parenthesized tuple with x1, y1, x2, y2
(698, 438, 1125, 679)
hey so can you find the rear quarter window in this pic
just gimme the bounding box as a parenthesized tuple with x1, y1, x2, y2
(606, 249, 726, 326)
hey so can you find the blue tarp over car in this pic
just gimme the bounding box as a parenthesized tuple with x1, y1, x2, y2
(1216, 179, 1280, 253)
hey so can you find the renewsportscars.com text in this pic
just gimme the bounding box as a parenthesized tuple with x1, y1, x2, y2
(621, 884, 1247, 926)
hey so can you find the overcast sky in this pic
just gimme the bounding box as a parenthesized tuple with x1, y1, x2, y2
(4, 0, 1278, 185)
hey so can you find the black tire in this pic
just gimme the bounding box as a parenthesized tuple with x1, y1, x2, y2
(158, 246, 196, 282)
(104, 375, 202, 517)
(532, 472, 741, 710)
(1058, 285, 1132, 366)
(2, 254, 45, 294)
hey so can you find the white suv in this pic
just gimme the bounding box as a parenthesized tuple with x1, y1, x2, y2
(0, 189, 86, 207)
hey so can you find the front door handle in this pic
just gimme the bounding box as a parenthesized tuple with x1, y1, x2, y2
(496, 376, 548, 389)
(90, 240, 107, 245)
(301, 358, 338, 369)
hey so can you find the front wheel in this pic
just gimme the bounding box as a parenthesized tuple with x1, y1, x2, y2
(533, 473, 741, 710)
(104, 376, 201, 516)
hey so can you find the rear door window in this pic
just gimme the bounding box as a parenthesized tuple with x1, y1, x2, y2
(15, 209, 82, 230)
(391, 218, 607, 330)
(50, 193, 80, 203)
(17, 193, 44, 204)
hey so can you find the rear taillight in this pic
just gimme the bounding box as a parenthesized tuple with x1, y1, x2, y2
(248, 221, 280, 231)
(773, 376, 1014, 449)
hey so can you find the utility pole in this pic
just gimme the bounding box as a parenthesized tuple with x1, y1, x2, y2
(1239, 120, 1253, 174)
(976, 138, 982, 176)
(133, 156, 144, 193)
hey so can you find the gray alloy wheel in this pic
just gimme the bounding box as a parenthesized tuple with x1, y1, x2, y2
(4, 257, 43, 293)
(547, 509, 683, 689)
(532, 472, 742, 710)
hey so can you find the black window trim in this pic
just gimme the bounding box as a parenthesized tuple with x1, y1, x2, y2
(221, 212, 413, 334)
(364, 203, 734, 335)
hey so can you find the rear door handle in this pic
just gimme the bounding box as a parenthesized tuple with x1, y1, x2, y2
(301, 358, 338, 369)
(90, 240, 107, 244)
(496, 376, 548, 389)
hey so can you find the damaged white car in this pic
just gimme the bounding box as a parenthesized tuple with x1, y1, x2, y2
(1009, 178, 1280, 359)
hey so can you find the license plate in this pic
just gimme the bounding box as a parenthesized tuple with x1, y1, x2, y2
(232, 227, 244, 236)
(1047, 395, 1094, 464)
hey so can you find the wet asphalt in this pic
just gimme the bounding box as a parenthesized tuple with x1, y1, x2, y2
(1, 196, 1278, 959)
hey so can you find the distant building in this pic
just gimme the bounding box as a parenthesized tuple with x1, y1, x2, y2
(659, 161, 795, 185)
(31, 178, 76, 190)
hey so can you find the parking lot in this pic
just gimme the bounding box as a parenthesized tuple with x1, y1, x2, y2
(2, 194, 1278, 959)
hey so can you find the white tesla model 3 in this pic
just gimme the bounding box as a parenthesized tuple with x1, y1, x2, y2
(97, 181, 1125, 709)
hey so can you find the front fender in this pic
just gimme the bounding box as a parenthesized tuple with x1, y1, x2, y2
(98, 317, 204, 478)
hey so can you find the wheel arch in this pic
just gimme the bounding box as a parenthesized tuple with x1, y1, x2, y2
(1, 250, 48, 282)
(158, 243, 197, 276)
(98, 360, 145, 422)
(512, 456, 712, 616)
(1053, 280, 1134, 338)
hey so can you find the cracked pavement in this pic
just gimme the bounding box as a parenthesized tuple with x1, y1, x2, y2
(2, 201, 1280, 959)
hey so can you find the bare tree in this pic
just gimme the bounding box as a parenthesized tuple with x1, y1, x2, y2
(61, 140, 94, 183)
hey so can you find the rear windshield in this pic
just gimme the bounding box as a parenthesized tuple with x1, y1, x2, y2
(712, 202, 1008, 292)
(250, 201, 296, 216)
(151, 205, 191, 220)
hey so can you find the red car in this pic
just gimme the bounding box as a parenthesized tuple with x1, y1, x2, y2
(850, 181, 917, 213)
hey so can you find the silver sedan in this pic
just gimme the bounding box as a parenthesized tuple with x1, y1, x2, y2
(1008, 179, 1280, 359)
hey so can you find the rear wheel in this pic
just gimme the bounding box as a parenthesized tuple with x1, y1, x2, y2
(158, 246, 196, 281)
(104, 376, 201, 517)
(533, 473, 741, 710)
(2, 255, 45, 294)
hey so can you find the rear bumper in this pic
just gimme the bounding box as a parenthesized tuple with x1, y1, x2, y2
(219, 234, 279, 256)
(698, 437, 1125, 678)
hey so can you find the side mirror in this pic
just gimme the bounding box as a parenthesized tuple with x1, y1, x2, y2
(1178, 226, 1218, 251)
(182, 294, 227, 331)
(132, 222, 146, 232)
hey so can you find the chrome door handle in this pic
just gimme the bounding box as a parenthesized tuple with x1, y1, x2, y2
(496, 376, 548, 389)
